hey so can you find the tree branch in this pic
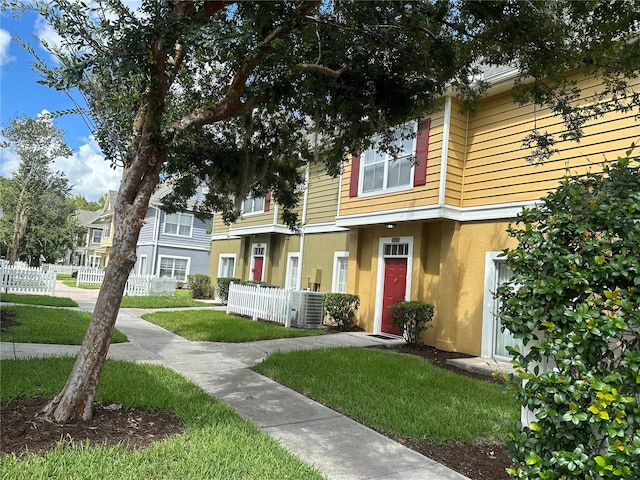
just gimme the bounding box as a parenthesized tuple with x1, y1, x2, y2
(297, 63, 350, 79)
(165, 1, 320, 138)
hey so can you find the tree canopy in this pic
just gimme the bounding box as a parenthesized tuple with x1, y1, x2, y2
(8, 0, 638, 425)
(0, 115, 74, 265)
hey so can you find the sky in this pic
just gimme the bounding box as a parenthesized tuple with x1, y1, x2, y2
(0, 9, 122, 202)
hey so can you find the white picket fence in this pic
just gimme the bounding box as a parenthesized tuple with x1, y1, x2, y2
(1, 266, 56, 295)
(42, 264, 78, 275)
(227, 283, 292, 325)
(76, 267, 176, 296)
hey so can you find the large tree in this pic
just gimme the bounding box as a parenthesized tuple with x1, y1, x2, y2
(13, 0, 639, 424)
(0, 115, 73, 265)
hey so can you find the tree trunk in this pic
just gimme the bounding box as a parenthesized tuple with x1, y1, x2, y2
(8, 205, 28, 265)
(43, 158, 162, 423)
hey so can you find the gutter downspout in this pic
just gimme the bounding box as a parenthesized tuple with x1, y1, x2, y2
(438, 96, 452, 207)
(298, 164, 311, 290)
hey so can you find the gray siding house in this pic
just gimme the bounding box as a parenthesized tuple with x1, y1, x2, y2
(133, 183, 212, 283)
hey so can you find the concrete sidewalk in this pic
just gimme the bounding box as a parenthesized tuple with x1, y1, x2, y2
(2, 283, 470, 480)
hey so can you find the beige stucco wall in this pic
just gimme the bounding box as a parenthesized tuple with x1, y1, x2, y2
(300, 231, 349, 292)
(349, 219, 519, 355)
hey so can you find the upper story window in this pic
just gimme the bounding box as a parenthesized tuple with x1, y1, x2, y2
(103, 221, 111, 238)
(361, 123, 416, 195)
(91, 229, 102, 244)
(164, 212, 193, 237)
(349, 118, 430, 198)
(242, 191, 271, 215)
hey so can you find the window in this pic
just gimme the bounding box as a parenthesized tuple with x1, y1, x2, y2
(242, 196, 265, 214)
(91, 229, 102, 244)
(361, 123, 415, 195)
(164, 212, 193, 237)
(349, 119, 430, 197)
(158, 256, 189, 282)
(103, 221, 111, 237)
(89, 255, 101, 268)
(332, 252, 349, 293)
(285, 253, 300, 290)
(218, 255, 236, 278)
(137, 255, 147, 275)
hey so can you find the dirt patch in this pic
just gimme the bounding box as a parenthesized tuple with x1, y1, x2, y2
(0, 309, 21, 332)
(1, 397, 184, 455)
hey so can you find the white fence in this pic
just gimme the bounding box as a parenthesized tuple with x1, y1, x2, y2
(76, 267, 176, 296)
(226, 283, 325, 328)
(1, 266, 56, 295)
(42, 264, 78, 275)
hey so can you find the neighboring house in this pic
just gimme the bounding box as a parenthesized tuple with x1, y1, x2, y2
(70, 209, 104, 267)
(132, 183, 212, 283)
(336, 68, 639, 360)
(91, 186, 212, 282)
(209, 162, 350, 294)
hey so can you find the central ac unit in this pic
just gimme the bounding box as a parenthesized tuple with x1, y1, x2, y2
(288, 291, 325, 328)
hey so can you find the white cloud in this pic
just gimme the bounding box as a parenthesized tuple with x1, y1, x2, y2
(0, 29, 13, 67)
(53, 136, 122, 201)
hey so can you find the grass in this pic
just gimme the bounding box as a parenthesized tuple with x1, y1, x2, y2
(56, 273, 73, 280)
(0, 357, 324, 480)
(63, 279, 102, 289)
(0, 306, 128, 344)
(0, 293, 78, 307)
(253, 347, 519, 443)
(142, 309, 326, 342)
(120, 290, 209, 308)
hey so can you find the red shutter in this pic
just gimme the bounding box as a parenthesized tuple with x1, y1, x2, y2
(349, 154, 361, 197)
(413, 118, 431, 187)
(264, 190, 271, 212)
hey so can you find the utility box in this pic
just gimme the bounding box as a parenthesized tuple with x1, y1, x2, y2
(288, 291, 325, 328)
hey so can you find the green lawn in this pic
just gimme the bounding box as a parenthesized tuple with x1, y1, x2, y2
(0, 292, 78, 307)
(253, 347, 519, 443)
(63, 279, 101, 289)
(120, 289, 209, 308)
(142, 309, 326, 342)
(0, 357, 323, 480)
(0, 306, 128, 344)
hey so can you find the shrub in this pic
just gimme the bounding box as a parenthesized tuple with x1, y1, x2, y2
(323, 293, 360, 331)
(187, 274, 213, 299)
(389, 301, 434, 345)
(217, 277, 241, 303)
(498, 154, 640, 479)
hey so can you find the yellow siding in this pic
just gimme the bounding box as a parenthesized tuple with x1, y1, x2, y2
(304, 163, 340, 225)
(462, 75, 640, 207)
(339, 111, 446, 217)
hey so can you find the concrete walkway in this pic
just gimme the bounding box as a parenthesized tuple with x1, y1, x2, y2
(1, 282, 471, 480)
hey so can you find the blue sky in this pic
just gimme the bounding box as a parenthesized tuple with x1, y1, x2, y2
(1, 9, 122, 201)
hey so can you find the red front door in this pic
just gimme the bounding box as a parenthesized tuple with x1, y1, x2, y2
(381, 257, 407, 336)
(252, 256, 264, 282)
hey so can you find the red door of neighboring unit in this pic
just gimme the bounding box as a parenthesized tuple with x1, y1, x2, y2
(381, 257, 407, 336)
(252, 256, 264, 282)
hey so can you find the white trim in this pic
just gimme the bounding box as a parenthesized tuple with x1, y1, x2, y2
(217, 254, 237, 278)
(137, 254, 148, 275)
(301, 223, 349, 234)
(481, 252, 503, 358)
(145, 242, 210, 251)
(285, 252, 301, 290)
(358, 122, 417, 197)
(227, 224, 293, 237)
(211, 233, 243, 241)
(250, 242, 267, 282)
(331, 251, 349, 293)
(438, 96, 452, 206)
(336, 200, 540, 227)
(157, 254, 191, 282)
(374, 236, 414, 334)
(162, 212, 194, 238)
